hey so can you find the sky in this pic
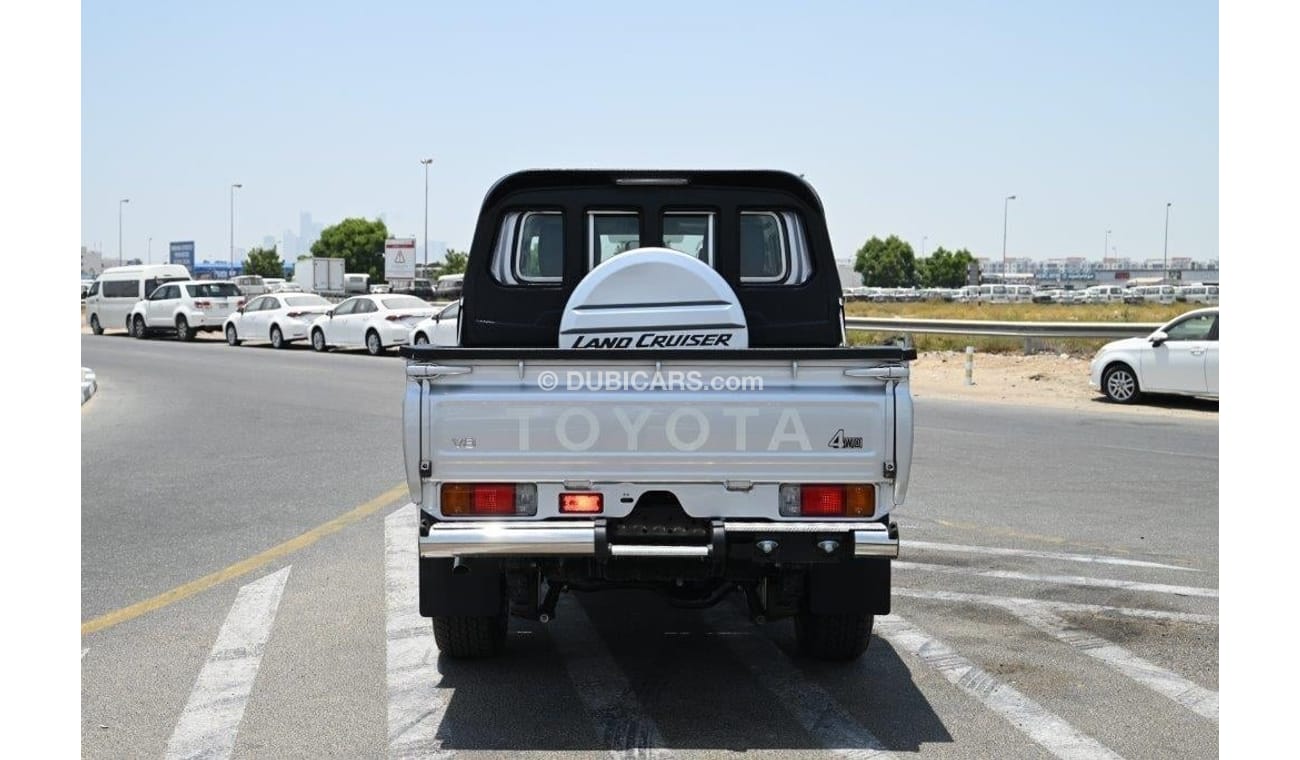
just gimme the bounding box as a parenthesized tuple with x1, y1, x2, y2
(81, 0, 1218, 266)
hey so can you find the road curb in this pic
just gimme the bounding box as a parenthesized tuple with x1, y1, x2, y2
(82, 367, 98, 405)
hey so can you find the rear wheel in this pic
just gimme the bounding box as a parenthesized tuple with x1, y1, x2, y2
(175, 315, 194, 341)
(413, 332, 429, 346)
(311, 329, 327, 352)
(89, 314, 103, 335)
(795, 611, 873, 661)
(133, 315, 146, 339)
(366, 330, 384, 356)
(225, 325, 240, 346)
(431, 611, 508, 658)
(270, 325, 285, 349)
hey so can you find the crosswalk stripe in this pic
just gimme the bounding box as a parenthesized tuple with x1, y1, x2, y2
(550, 596, 673, 759)
(997, 600, 1219, 722)
(385, 504, 451, 759)
(164, 566, 291, 760)
(701, 607, 895, 759)
(894, 561, 1218, 597)
(903, 540, 1198, 571)
(894, 588, 1217, 624)
(876, 615, 1126, 760)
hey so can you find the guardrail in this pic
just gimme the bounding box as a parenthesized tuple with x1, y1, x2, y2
(844, 316, 1162, 354)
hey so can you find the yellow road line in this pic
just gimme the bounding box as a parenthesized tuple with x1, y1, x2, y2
(82, 483, 408, 636)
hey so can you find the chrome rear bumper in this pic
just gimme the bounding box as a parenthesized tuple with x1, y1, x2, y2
(418, 517, 898, 560)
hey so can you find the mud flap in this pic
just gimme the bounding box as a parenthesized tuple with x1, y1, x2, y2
(419, 557, 504, 617)
(807, 558, 891, 615)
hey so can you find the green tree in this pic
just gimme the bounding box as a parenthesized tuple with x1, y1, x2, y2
(441, 249, 468, 275)
(853, 235, 917, 287)
(310, 217, 389, 283)
(918, 246, 977, 288)
(243, 246, 286, 278)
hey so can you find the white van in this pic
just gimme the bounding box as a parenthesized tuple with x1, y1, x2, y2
(85, 264, 191, 334)
(1177, 284, 1219, 305)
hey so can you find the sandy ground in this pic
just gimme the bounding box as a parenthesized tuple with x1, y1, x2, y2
(910, 349, 1218, 420)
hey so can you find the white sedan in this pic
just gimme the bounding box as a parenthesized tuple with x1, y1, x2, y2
(409, 301, 460, 346)
(308, 294, 436, 355)
(223, 293, 334, 348)
(1089, 307, 1219, 404)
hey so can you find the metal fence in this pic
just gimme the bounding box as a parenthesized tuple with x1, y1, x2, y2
(844, 317, 1163, 354)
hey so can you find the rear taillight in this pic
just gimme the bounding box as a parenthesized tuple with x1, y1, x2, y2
(559, 492, 603, 514)
(194, 300, 211, 309)
(778, 484, 875, 517)
(441, 483, 537, 516)
(385, 314, 406, 321)
(286, 311, 309, 318)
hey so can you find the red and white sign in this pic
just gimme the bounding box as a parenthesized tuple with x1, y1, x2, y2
(385, 238, 417, 280)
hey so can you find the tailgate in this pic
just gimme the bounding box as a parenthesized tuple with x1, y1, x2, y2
(403, 349, 913, 518)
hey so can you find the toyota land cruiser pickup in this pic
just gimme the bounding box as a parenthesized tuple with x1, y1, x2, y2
(400, 170, 914, 660)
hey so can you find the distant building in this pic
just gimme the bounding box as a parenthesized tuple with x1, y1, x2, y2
(81, 247, 104, 278)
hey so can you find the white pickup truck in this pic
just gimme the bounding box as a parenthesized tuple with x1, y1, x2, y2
(400, 170, 914, 660)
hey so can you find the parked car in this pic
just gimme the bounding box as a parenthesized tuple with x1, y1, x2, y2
(408, 301, 460, 346)
(84, 264, 192, 335)
(308, 294, 437, 356)
(223, 293, 334, 348)
(1176, 284, 1219, 305)
(369, 283, 392, 294)
(263, 278, 287, 293)
(232, 274, 269, 297)
(433, 273, 464, 300)
(394, 278, 436, 300)
(278, 282, 304, 293)
(1089, 307, 1219, 404)
(128, 280, 245, 340)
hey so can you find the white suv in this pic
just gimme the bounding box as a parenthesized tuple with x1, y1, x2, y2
(129, 280, 245, 340)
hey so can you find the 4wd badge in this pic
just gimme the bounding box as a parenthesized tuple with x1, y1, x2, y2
(828, 429, 863, 449)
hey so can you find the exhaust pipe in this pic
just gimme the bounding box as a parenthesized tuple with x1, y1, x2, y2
(451, 557, 470, 576)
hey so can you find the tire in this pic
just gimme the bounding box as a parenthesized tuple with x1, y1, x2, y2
(311, 329, 328, 352)
(1102, 363, 1140, 404)
(89, 314, 103, 335)
(270, 325, 285, 349)
(413, 332, 429, 346)
(431, 612, 508, 658)
(225, 325, 241, 346)
(175, 315, 194, 342)
(795, 611, 873, 661)
(133, 315, 147, 339)
(366, 330, 384, 356)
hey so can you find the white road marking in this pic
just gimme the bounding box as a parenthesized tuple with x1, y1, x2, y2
(894, 588, 1217, 625)
(903, 540, 1198, 571)
(999, 600, 1219, 722)
(551, 596, 672, 759)
(876, 615, 1125, 760)
(701, 607, 895, 759)
(164, 566, 291, 760)
(385, 504, 451, 759)
(894, 561, 1218, 597)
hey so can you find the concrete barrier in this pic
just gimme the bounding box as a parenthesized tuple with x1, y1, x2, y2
(82, 367, 97, 405)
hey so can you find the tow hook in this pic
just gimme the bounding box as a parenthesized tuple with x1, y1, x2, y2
(538, 582, 563, 623)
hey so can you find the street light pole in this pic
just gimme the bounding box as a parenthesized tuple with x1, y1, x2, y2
(420, 158, 433, 274)
(118, 198, 129, 266)
(1162, 202, 1172, 283)
(230, 183, 243, 274)
(1103, 229, 1110, 261)
(147, 236, 152, 265)
(1001, 195, 1016, 277)
(922, 235, 927, 259)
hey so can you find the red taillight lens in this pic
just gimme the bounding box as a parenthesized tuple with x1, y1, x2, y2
(560, 493, 603, 513)
(800, 485, 845, 516)
(441, 483, 537, 516)
(385, 314, 405, 321)
(194, 300, 211, 309)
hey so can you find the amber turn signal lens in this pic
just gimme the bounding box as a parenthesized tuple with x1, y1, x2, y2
(560, 493, 603, 513)
(845, 485, 875, 517)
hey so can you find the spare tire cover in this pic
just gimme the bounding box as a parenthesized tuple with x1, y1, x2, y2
(559, 248, 748, 349)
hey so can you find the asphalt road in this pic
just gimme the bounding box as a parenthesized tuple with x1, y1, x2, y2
(81, 332, 1219, 759)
